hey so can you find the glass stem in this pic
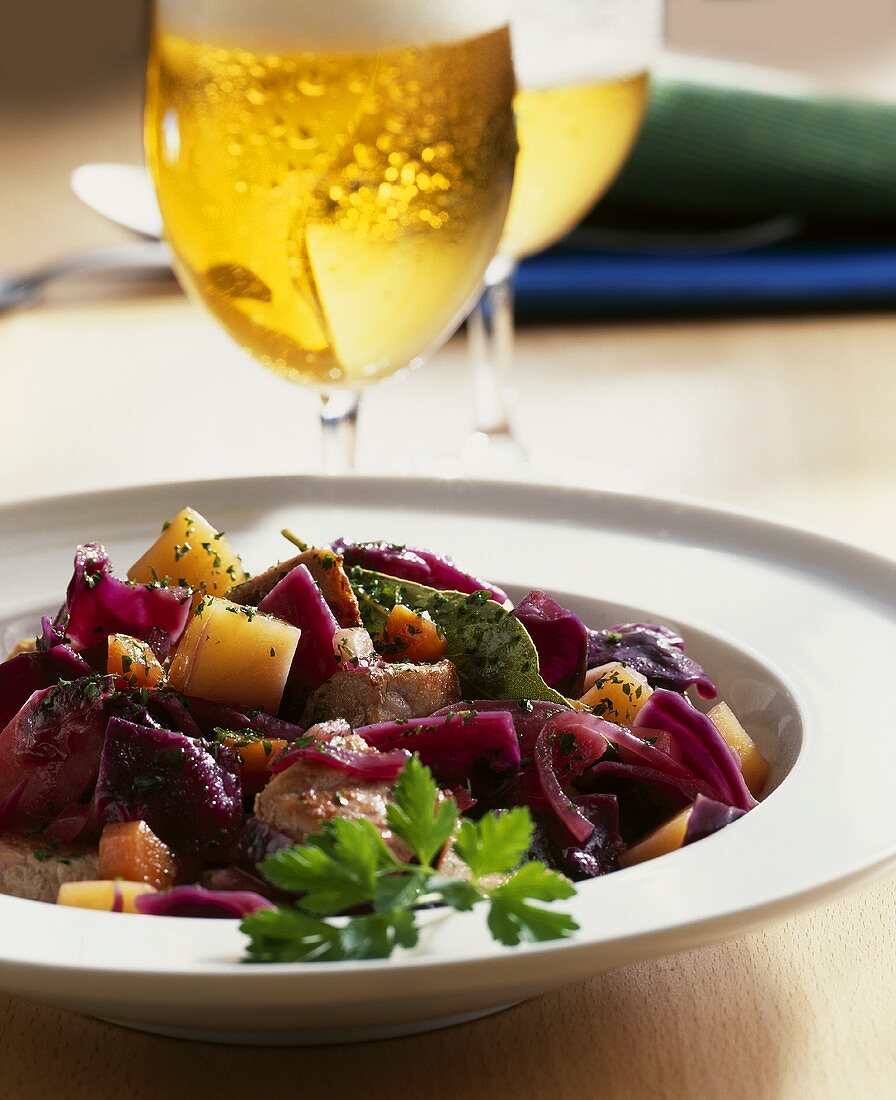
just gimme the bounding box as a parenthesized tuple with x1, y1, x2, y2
(468, 256, 518, 438)
(319, 390, 360, 474)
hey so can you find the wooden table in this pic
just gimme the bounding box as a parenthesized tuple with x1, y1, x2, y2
(4, 78, 896, 1100)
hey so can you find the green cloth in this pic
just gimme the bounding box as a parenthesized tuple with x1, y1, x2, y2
(596, 80, 896, 231)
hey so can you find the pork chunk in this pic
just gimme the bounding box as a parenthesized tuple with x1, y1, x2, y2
(0, 836, 99, 904)
(254, 731, 394, 843)
(301, 660, 461, 727)
(228, 548, 361, 627)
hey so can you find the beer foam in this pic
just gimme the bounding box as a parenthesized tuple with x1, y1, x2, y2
(511, 0, 661, 90)
(156, 0, 512, 53)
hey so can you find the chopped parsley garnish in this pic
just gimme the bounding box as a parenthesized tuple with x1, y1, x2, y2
(241, 758, 577, 963)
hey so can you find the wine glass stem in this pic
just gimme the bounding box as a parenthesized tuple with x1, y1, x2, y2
(319, 390, 360, 474)
(468, 257, 518, 438)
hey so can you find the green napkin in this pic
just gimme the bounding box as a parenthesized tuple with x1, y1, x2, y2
(595, 80, 896, 231)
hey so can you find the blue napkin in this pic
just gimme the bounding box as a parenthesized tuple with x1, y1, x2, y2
(516, 241, 896, 321)
(514, 79, 896, 321)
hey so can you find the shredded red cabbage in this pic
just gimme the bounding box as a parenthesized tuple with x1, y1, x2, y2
(530, 712, 610, 843)
(135, 885, 275, 919)
(356, 711, 520, 787)
(0, 645, 92, 732)
(258, 563, 339, 702)
(43, 803, 96, 844)
(95, 717, 243, 858)
(332, 539, 509, 604)
(0, 677, 114, 827)
(43, 544, 190, 658)
(512, 590, 587, 697)
(635, 690, 756, 811)
(270, 741, 411, 781)
(586, 623, 716, 698)
(556, 794, 624, 879)
(233, 817, 293, 873)
(0, 779, 27, 835)
(683, 794, 748, 844)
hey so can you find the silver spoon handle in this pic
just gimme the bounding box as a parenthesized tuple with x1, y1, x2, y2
(0, 239, 173, 313)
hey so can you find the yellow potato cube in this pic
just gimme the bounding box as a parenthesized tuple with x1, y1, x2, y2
(56, 880, 157, 913)
(580, 662, 653, 725)
(168, 596, 300, 715)
(128, 507, 247, 597)
(708, 701, 771, 797)
(618, 805, 694, 869)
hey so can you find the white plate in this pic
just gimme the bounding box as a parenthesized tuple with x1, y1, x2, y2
(1, 476, 894, 1045)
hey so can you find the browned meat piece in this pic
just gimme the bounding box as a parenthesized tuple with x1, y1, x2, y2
(254, 730, 399, 847)
(301, 660, 461, 727)
(228, 547, 361, 627)
(0, 835, 99, 904)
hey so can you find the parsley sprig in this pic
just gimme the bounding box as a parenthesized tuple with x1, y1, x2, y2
(240, 758, 578, 963)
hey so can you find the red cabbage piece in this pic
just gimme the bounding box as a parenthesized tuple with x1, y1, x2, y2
(586, 623, 716, 699)
(683, 794, 747, 845)
(435, 698, 569, 754)
(356, 712, 520, 788)
(258, 563, 339, 702)
(43, 803, 96, 844)
(270, 741, 410, 781)
(44, 543, 190, 658)
(0, 645, 91, 731)
(135, 885, 274, 919)
(512, 590, 587, 697)
(0, 779, 27, 835)
(142, 692, 305, 742)
(233, 817, 293, 873)
(579, 759, 697, 842)
(95, 717, 242, 859)
(556, 794, 624, 880)
(529, 712, 610, 843)
(634, 689, 756, 812)
(200, 865, 292, 903)
(584, 759, 704, 805)
(332, 539, 509, 605)
(0, 676, 115, 826)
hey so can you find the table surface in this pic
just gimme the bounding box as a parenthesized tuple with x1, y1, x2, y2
(3, 80, 896, 1100)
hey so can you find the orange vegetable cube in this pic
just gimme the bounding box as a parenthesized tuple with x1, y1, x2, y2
(168, 596, 301, 714)
(107, 634, 166, 689)
(708, 702, 771, 797)
(377, 605, 447, 663)
(618, 804, 694, 869)
(56, 880, 157, 913)
(218, 732, 288, 797)
(128, 507, 247, 597)
(99, 820, 177, 890)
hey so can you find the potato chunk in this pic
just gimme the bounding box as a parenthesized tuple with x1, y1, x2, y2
(168, 596, 300, 715)
(128, 507, 247, 597)
(57, 880, 157, 913)
(618, 804, 694, 868)
(579, 662, 653, 725)
(708, 701, 771, 797)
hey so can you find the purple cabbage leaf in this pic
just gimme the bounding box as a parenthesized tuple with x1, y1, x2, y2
(512, 590, 587, 697)
(95, 717, 243, 859)
(333, 539, 509, 605)
(586, 622, 716, 698)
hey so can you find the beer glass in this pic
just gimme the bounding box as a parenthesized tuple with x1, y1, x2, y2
(146, 1, 516, 471)
(469, 0, 663, 446)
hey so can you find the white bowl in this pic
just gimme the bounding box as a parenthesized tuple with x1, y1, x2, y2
(0, 476, 893, 1045)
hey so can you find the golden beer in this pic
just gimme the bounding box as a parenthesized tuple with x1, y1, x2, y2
(145, 21, 515, 388)
(502, 73, 648, 260)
